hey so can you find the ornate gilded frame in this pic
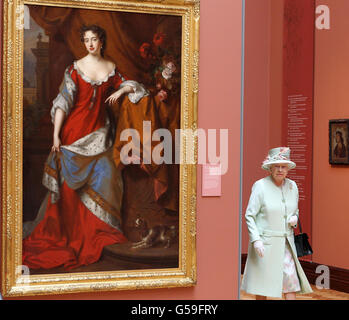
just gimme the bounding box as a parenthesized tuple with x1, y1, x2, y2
(1, 0, 199, 297)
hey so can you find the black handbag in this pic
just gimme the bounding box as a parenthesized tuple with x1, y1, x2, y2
(294, 218, 313, 257)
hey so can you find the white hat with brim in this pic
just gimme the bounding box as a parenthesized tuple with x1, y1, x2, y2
(261, 147, 296, 171)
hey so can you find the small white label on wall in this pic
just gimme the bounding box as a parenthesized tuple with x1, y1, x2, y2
(202, 164, 222, 197)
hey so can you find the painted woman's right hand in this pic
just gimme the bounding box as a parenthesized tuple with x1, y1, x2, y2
(52, 136, 61, 152)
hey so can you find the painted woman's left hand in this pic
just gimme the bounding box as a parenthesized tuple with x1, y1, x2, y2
(105, 89, 124, 105)
(105, 86, 134, 105)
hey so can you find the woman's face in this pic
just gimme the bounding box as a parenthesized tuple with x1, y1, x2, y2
(83, 30, 102, 55)
(336, 133, 341, 143)
(270, 163, 289, 185)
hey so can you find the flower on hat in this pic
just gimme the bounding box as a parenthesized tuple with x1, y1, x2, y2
(279, 147, 289, 158)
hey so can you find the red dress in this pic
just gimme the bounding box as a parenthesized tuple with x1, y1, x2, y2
(23, 63, 127, 270)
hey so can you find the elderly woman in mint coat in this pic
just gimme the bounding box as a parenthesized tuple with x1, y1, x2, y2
(241, 147, 312, 300)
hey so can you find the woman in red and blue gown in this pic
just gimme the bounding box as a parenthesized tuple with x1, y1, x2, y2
(22, 24, 148, 270)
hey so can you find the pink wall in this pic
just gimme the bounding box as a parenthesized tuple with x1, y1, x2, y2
(241, 0, 271, 254)
(312, 0, 349, 269)
(269, 0, 284, 148)
(242, 0, 283, 254)
(2, 0, 243, 299)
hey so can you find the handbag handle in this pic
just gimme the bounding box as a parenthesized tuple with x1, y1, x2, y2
(297, 215, 303, 234)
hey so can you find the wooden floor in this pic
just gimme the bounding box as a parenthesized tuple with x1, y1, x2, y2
(240, 278, 349, 300)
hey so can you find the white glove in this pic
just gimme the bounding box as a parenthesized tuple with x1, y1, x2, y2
(253, 240, 265, 258)
(288, 215, 298, 228)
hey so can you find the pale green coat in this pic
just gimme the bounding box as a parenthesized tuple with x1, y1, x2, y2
(241, 176, 313, 298)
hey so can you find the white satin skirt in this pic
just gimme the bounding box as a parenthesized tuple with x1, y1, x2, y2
(282, 241, 301, 293)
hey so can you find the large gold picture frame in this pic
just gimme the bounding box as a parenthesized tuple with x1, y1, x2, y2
(1, 0, 199, 297)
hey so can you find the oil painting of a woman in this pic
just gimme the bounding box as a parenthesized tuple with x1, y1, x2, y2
(22, 24, 148, 270)
(21, 3, 183, 275)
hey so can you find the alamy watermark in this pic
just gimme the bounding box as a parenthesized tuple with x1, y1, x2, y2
(15, 5, 30, 30)
(119, 121, 229, 175)
(15, 265, 31, 285)
(315, 264, 330, 290)
(316, 5, 330, 30)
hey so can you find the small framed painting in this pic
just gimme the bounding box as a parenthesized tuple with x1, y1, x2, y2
(329, 119, 349, 165)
